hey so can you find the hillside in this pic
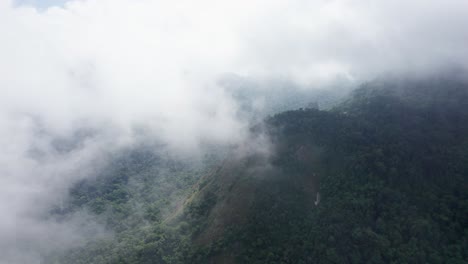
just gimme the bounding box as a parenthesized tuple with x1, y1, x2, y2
(49, 78, 468, 263)
(183, 77, 468, 263)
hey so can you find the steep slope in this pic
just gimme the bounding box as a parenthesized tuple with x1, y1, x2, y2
(183, 77, 468, 263)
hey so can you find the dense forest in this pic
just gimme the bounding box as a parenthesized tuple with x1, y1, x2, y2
(47, 77, 468, 263)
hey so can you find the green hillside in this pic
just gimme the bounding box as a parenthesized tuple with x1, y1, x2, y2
(49, 78, 468, 264)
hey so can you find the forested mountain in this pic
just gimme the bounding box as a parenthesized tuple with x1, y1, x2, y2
(48, 78, 468, 263)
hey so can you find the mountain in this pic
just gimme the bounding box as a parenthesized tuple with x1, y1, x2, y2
(220, 74, 354, 121)
(48, 77, 468, 263)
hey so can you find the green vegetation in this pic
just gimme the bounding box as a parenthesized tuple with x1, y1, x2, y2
(47, 78, 468, 263)
(45, 147, 221, 263)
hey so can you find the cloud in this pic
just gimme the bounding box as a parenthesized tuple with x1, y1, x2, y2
(2, 0, 467, 136)
(236, 0, 468, 82)
(1, 0, 467, 263)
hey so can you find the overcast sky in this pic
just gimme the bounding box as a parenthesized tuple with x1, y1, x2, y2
(1, 0, 468, 263)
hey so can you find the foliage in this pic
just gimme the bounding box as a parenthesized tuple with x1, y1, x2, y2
(46, 78, 468, 263)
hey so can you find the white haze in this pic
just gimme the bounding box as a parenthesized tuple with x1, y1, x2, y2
(1, 0, 468, 263)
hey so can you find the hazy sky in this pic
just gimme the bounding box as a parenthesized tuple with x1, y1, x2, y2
(1, 0, 468, 263)
(14, 0, 69, 8)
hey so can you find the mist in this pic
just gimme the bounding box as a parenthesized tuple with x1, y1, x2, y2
(1, 0, 468, 263)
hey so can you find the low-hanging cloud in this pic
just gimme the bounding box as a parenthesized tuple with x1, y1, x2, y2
(1, 0, 468, 263)
(2, 0, 468, 138)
